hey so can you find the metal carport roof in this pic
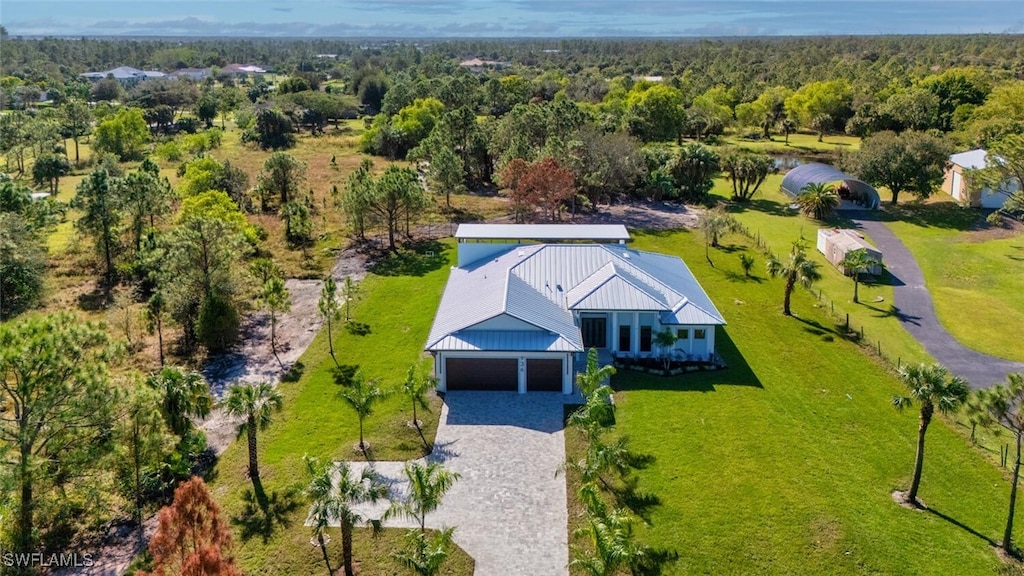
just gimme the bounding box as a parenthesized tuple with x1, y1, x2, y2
(780, 163, 880, 209)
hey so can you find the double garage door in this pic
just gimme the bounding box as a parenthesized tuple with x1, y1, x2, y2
(445, 357, 563, 392)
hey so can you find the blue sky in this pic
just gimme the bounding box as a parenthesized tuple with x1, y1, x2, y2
(2, 1, 1022, 37)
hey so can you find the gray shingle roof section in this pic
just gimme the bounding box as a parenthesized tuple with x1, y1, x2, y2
(455, 224, 629, 241)
(426, 242, 725, 353)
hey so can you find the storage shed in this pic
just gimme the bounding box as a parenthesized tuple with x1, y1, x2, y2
(781, 163, 881, 210)
(816, 229, 883, 276)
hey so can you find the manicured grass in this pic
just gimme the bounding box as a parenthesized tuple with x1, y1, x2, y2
(718, 131, 861, 154)
(210, 239, 473, 575)
(883, 199, 1024, 362)
(709, 175, 932, 366)
(571, 228, 1023, 575)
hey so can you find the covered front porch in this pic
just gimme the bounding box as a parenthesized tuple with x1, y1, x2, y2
(576, 311, 716, 362)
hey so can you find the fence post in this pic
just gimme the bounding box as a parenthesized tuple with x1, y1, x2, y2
(845, 313, 849, 331)
(877, 340, 881, 356)
(860, 326, 864, 339)
(897, 357, 901, 370)
(831, 301, 834, 314)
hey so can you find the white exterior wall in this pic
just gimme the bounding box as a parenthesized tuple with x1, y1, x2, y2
(457, 242, 518, 267)
(433, 351, 573, 394)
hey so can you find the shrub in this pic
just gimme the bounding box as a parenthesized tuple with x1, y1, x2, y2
(154, 141, 183, 162)
(197, 293, 239, 352)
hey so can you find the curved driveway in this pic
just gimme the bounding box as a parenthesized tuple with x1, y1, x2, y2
(851, 214, 1024, 388)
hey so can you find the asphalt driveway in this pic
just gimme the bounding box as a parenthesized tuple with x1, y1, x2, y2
(852, 214, 1024, 388)
(347, 392, 571, 576)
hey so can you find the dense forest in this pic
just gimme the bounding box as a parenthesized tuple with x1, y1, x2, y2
(2, 32, 1024, 571)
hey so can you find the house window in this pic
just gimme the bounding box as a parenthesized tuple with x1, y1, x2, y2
(676, 328, 689, 340)
(618, 325, 631, 352)
(640, 326, 652, 352)
(694, 329, 706, 340)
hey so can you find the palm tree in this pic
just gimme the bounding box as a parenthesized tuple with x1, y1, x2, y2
(392, 527, 456, 576)
(340, 372, 388, 454)
(260, 276, 291, 370)
(402, 364, 434, 432)
(811, 113, 832, 142)
(780, 118, 797, 146)
(335, 461, 388, 576)
(570, 509, 652, 576)
(145, 366, 213, 438)
(891, 364, 969, 507)
(796, 182, 840, 220)
(976, 373, 1024, 554)
(386, 461, 460, 533)
(765, 242, 822, 316)
(697, 205, 738, 265)
(576, 348, 616, 398)
(318, 275, 342, 368)
(223, 381, 284, 483)
(303, 455, 336, 576)
(840, 248, 877, 303)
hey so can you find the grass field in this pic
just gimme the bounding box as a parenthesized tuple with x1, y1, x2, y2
(210, 239, 475, 575)
(718, 131, 861, 155)
(564, 228, 1023, 575)
(882, 199, 1024, 362)
(708, 174, 933, 366)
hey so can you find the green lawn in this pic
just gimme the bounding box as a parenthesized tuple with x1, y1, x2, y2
(577, 228, 1024, 575)
(718, 131, 861, 154)
(210, 238, 474, 576)
(709, 175, 932, 366)
(883, 199, 1024, 362)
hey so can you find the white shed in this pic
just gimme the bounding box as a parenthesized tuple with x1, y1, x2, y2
(816, 229, 883, 276)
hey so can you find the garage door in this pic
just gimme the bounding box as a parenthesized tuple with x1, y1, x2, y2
(527, 359, 563, 392)
(445, 358, 518, 391)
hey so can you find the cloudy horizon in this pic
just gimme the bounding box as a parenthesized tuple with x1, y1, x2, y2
(2, 0, 1022, 38)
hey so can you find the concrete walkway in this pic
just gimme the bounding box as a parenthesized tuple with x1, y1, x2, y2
(852, 215, 1024, 388)
(344, 392, 571, 576)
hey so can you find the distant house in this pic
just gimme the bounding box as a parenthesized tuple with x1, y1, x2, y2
(426, 224, 726, 394)
(816, 229, 883, 276)
(458, 58, 510, 73)
(942, 149, 1019, 209)
(80, 66, 165, 87)
(169, 68, 211, 81)
(221, 64, 267, 78)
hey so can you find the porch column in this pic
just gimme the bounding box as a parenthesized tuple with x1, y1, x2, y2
(563, 353, 573, 395)
(632, 312, 640, 355)
(611, 312, 619, 352)
(518, 356, 526, 394)
(707, 326, 716, 361)
(687, 329, 694, 358)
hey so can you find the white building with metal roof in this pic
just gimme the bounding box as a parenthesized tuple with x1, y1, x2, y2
(942, 149, 1019, 209)
(427, 225, 726, 394)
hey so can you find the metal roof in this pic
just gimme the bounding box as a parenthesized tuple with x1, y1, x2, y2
(455, 224, 630, 241)
(780, 163, 881, 209)
(426, 243, 725, 353)
(950, 149, 988, 170)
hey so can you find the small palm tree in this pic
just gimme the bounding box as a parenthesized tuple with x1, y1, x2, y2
(653, 328, 678, 371)
(576, 348, 616, 398)
(145, 366, 213, 438)
(340, 372, 388, 454)
(796, 182, 840, 220)
(697, 205, 738, 264)
(840, 248, 877, 303)
(223, 381, 284, 483)
(386, 461, 460, 533)
(335, 461, 388, 575)
(318, 275, 342, 368)
(739, 253, 755, 277)
(975, 373, 1024, 554)
(261, 276, 291, 369)
(570, 509, 652, 576)
(766, 242, 822, 316)
(304, 455, 337, 576)
(392, 527, 455, 576)
(891, 363, 969, 507)
(780, 118, 797, 146)
(402, 364, 434, 432)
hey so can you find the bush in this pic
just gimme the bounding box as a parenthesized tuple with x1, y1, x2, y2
(197, 293, 239, 352)
(986, 211, 1005, 227)
(174, 117, 200, 134)
(154, 141, 183, 162)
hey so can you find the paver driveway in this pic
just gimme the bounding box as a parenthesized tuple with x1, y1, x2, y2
(348, 391, 571, 576)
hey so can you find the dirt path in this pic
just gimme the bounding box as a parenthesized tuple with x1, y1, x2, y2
(50, 201, 693, 576)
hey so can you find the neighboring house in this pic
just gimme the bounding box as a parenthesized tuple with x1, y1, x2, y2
(816, 229, 883, 276)
(169, 67, 211, 81)
(426, 225, 726, 394)
(80, 66, 166, 87)
(221, 63, 268, 78)
(458, 58, 510, 73)
(943, 149, 1019, 209)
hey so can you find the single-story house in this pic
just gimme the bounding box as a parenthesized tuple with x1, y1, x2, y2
(780, 163, 881, 210)
(80, 66, 166, 87)
(816, 229, 883, 276)
(942, 149, 1019, 209)
(169, 68, 211, 81)
(221, 64, 268, 77)
(426, 225, 726, 394)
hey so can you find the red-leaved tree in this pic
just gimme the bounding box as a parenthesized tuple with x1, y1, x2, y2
(139, 477, 240, 576)
(499, 156, 575, 222)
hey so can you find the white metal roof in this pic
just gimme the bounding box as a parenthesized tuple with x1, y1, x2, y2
(950, 149, 988, 170)
(455, 224, 630, 241)
(426, 243, 725, 352)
